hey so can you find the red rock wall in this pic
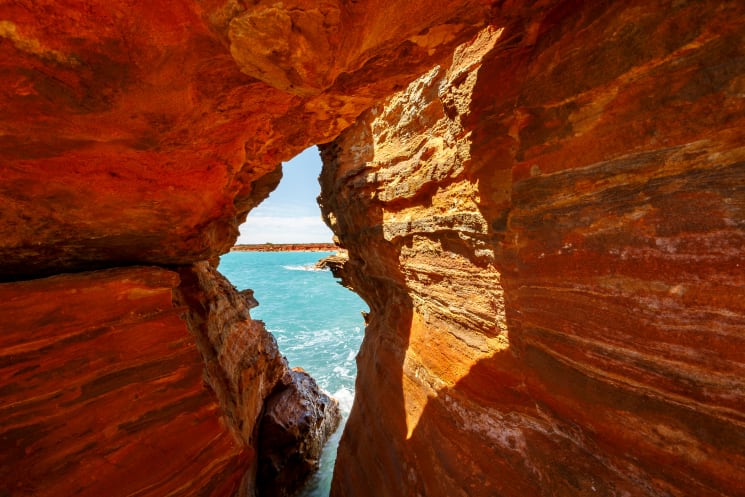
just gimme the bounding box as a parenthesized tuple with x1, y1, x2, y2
(0, 0, 490, 279)
(320, 2, 745, 496)
(0, 267, 249, 497)
(0, 1, 496, 495)
(2, 0, 744, 496)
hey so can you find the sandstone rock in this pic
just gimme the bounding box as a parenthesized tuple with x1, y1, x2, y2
(0, 0, 490, 279)
(0, 1, 497, 495)
(2, 0, 745, 496)
(314, 251, 349, 278)
(174, 262, 290, 448)
(258, 368, 342, 497)
(0, 267, 250, 497)
(320, 3, 745, 496)
(0, 262, 343, 496)
(240, 288, 260, 310)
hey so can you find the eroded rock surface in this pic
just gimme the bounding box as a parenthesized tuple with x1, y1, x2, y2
(0, 0, 490, 279)
(174, 262, 342, 497)
(0, 1, 495, 494)
(320, 3, 745, 496)
(258, 368, 341, 497)
(1, 0, 744, 496)
(0, 267, 249, 497)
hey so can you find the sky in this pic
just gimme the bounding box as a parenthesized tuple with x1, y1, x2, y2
(237, 147, 335, 244)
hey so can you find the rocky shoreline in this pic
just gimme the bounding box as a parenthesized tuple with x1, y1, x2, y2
(231, 243, 339, 252)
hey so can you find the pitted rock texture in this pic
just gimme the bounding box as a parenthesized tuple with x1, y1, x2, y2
(174, 262, 290, 448)
(0, 0, 490, 279)
(320, 3, 745, 496)
(0, 267, 249, 497)
(258, 368, 342, 497)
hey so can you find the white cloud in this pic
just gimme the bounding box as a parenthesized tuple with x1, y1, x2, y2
(237, 216, 334, 244)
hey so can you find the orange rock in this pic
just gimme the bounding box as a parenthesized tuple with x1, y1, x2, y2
(0, 0, 490, 279)
(320, 3, 745, 495)
(0, 263, 344, 496)
(0, 267, 249, 497)
(2, 0, 745, 496)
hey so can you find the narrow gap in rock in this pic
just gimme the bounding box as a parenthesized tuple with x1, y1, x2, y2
(220, 146, 368, 496)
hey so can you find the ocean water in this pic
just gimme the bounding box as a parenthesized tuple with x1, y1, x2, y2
(219, 251, 368, 496)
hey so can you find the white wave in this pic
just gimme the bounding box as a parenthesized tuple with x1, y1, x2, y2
(332, 387, 355, 415)
(282, 264, 324, 272)
(333, 365, 350, 377)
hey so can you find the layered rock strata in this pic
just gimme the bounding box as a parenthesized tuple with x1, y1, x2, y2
(1, 263, 340, 497)
(0, 267, 249, 497)
(174, 263, 342, 497)
(174, 262, 290, 452)
(1, 0, 744, 496)
(0, 1, 497, 495)
(320, 3, 745, 496)
(0, 0, 490, 279)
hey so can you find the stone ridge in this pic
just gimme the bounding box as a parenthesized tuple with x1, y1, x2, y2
(320, 2, 745, 496)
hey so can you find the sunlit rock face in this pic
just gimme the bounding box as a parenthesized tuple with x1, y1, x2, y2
(2, 0, 744, 496)
(320, 2, 745, 496)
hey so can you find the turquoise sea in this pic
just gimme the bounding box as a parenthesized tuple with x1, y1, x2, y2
(219, 251, 367, 496)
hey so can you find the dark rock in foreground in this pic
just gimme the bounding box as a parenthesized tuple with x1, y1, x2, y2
(258, 369, 342, 497)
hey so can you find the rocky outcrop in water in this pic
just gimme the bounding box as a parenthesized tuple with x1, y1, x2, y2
(175, 263, 342, 497)
(258, 368, 341, 497)
(320, 3, 745, 496)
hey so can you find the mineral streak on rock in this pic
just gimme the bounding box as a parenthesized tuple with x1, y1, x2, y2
(0, 267, 249, 497)
(320, 2, 745, 496)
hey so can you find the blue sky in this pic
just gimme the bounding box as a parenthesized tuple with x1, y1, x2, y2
(237, 147, 335, 244)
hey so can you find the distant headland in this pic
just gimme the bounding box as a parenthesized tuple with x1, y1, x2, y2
(231, 243, 339, 252)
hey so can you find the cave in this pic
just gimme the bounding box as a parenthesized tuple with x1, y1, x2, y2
(1, 2, 744, 497)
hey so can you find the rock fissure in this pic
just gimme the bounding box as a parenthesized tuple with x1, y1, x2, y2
(1, 0, 744, 496)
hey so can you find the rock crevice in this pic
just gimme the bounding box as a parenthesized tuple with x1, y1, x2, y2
(1, 0, 744, 496)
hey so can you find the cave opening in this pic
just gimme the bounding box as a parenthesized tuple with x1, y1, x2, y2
(221, 146, 368, 497)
